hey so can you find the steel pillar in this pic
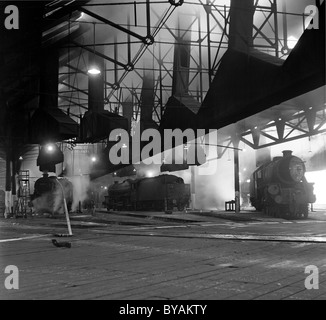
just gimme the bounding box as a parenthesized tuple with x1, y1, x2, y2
(232, 136, 241, 213)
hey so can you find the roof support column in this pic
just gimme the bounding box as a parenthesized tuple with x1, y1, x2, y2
(191, 165, 196, 210)
(5, 144, 11, 218)
(232, 135, 241, 213)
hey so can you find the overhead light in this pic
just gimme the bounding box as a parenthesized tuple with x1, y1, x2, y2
(45, 144, 55, 153)
(91, 156, 97, 162)
(19, 156, 23, 160)
(88, 67, 101, 75)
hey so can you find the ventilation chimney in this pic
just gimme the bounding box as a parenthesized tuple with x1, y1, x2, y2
(172, 38, 191, 97)
(228, 0, 255, 52)
(88, 51, 105, 113)
(39, 49, 59, 110)
(30, 49, 79, 144)
(140, 68, 155, 123)
(81, 50, 128, 142)
(159, 25, 200, 132)
(122, 100, 134, 133)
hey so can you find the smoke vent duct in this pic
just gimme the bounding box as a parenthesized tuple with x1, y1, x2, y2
(228, 0, 255, 52)
(30, 49, 79, 144)
(122, 100, 134, 133)
(160, 27, 200, 132)
(141, 68, 155, 123)
(198, 1, 325, 132)
(172, 38, 191, 97)
(139, 66, 159, 133)
(81, 51, 128, 143)
(88, 52, 104, 113)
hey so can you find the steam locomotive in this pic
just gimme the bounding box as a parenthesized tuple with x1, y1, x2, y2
(104, 174, 191, 212)
(250, 150, 316, 219)
(31, 174, 73, 215)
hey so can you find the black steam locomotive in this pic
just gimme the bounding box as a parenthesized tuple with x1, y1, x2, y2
(104, 174, 191, 212)
(31, 174, 73, 215)
(250, 151, 316, 219)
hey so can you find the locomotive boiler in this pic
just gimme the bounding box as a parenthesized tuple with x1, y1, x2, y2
(250, 150, 316, 219)
(31, 174, 73, 215)
(104, 174, 191, 212)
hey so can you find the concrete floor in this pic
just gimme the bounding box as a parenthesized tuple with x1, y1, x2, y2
(1, 209, 326, 300)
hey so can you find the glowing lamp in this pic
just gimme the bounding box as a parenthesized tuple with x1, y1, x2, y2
(46, 144, 55, 153)
(88, 67, 101, 75)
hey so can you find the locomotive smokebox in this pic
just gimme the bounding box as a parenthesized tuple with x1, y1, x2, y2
(282, 150, 293, 158)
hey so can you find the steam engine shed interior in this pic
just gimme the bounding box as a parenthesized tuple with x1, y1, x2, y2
(0, 0, 326, 302)
(0, 0, 324, 219)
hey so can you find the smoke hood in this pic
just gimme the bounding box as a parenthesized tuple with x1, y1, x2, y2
(29, 108, 79, 144)
(80, 110, 129, 143)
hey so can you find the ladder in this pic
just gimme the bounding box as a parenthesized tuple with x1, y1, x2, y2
(15, 170, 31, 218)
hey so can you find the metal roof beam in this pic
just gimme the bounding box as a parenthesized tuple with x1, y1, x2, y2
(60, 81, 88, 96)
(79, 7, 148, 44)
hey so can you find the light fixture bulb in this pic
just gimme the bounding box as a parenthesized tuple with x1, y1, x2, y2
(88, 67, 101, 75)
(46, 144, 55, 152)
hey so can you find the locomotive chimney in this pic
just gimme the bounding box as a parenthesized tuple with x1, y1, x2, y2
(282, 150, 293, 157)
